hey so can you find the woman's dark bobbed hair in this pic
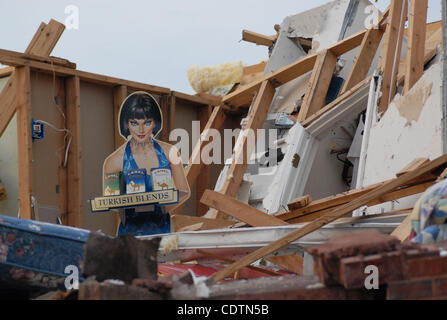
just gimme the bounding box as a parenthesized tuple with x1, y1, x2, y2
(119, 92, 163, 139)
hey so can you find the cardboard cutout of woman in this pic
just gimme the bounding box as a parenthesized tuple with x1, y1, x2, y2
(103, 91, 190, 236)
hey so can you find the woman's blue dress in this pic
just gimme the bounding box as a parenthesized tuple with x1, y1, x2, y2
(117, 139, 171, 236)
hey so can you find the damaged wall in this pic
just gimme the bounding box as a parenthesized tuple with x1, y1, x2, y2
(361, 57, 443, 214)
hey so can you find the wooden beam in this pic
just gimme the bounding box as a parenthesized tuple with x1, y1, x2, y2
(266, 255, 303, 274)
(378, 0, 408, 114)
(396, 158, 430, 177)
(301, 76, 372, 127)
(223, 28, 367, 109)
(159, 95, 170, 142)
(340, 28, 384, 95)
(0, 48, 76, 69)
(242, 30, 276, 47)
(212, 80, 275, 219)
(287, 180, 435, 224)
(0, 66, 14, 78)
(25, 19, 65, 56)
(297, 49, 337, 122)
(65, 76, 82, 227)
(404, 0, 428, 93)
(172, 90, 220, 106)
(185, 106, 226, 188)
(0, 73, 16, 138)
(196, 105, 212, 217)
(113, 85, 127, 148)
(16, 66, 33, 220)
(56, 77, 68, 225)
(211, 152, 447, 282)
(278, 173, 436, 222)
(169, 95, 176, 136)
(0, 55, 171, 96)
(287, 195, 311, 211)
(201, 190, 288, 227)
(390, 211, 413, 241)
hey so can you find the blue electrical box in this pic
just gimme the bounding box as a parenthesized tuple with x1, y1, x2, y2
(31, 119, 44, 141)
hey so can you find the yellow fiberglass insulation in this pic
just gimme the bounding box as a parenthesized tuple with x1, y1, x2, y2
(187, 61, 243, 93)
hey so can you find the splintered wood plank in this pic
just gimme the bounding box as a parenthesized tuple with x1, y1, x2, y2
(390, 211, 413, 241)
(65, 76, 82, 227)
(287, 180, 434, 224)
(340, 28, 384, 95)
(212, 80, 276, 219)
(378, 0, 407, 114)
(16, 66, 33, 220)
(196, 105, 212, 217)
(287, 195, 311, 211)
(404, 0, 428, 93)
(242, 30, 276, 46)
(113, 85, 127, 148)
(301, 76, 372, 127)
(0, 73, 16, 138)
(297, 49, 337, 122)
(211, 152, 447, 282)
(396, 158, 430, 177)
(25, 19, 65, 56)
(201, 190, 288, 227)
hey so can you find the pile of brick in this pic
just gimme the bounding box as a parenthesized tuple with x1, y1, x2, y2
(309, 230, 447, 299)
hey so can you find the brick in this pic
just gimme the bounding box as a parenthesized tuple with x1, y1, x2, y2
(387, 278, 433, 300)
(407, 256, 447, 279)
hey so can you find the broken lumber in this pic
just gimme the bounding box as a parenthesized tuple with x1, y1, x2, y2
(396, 157, 430, 177)
(201, 190, 288, 227)
(378, 0, 407, 114)
(222, 27, 369, 109)
(287, 195, 311, 211)
(340, 27, 385, 95)
(297, 49, 338, 122)
(286, 180, 434, 224)
(404, 0, 428, 93)
(210, 152, 447, 282)
(242, 30, 276, 47)
(209, 79, 276, 219)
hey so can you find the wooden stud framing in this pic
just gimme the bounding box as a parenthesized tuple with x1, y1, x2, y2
(297, 49, 338, 122)
(211, 152, 447, 282)
(404, 0, 428, 93)
(211, 80, 275, 219)
(378, 0, 408, 114)
(340, 28, 385, 95)
(56, 77, 68, 225)
(159, 95, 170, 142)
(65, 76, 82, 227)
(16, 66, 33, 220)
